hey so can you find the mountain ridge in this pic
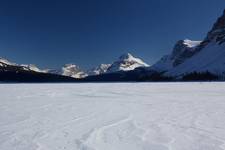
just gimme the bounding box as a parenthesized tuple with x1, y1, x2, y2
(1, 9, 225, 82)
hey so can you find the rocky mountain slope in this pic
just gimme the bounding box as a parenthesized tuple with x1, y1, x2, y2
(0, 58, 45, 72)
(1, 9, 225, 82)
(150, 9, 225, 79)
(151, 39, 201, 72)
(45, 64, 87, 79)
(87, 53, 149, 76)
(87, 64, 111, 75)
(61, 64, 87, 78)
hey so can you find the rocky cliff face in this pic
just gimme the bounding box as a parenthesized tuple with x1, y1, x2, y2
(164, 9, 225, 77)
(196, 9, 225, 50)
(151, 9, 225, 77)
(207, 9, 225, 44)
(171, 39, 201, 66)
(151, 39, 201, 72)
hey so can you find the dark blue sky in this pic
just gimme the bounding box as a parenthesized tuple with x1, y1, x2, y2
(0, 0, 224, 70)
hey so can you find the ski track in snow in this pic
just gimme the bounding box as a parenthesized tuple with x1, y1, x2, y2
(1, 83, 225, 150)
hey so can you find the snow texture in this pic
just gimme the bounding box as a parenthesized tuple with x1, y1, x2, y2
(0, 83, 225, 150)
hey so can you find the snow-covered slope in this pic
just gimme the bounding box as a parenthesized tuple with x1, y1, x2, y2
(150, 9, 225, 78)
(46, 64, 87, 78)
(87, 53, 149, 75)
(87, 64, 111, 75)
(107, 53, 149, 73)
(151, 39, 201, 72)
(0, 57, 46, 72)
(20, 64, 46, 73)
(62, 64, 87, 78)
(1, 83, 225, 150)
(165, 9, 225, 77)
(167, 42, 225, 76)
(0, 57, 17, 67)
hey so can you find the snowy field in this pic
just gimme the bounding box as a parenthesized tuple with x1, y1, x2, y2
(1, 83, 225, 150)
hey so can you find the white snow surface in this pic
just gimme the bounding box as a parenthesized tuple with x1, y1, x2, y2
(1, 83, 225, 150)
(183, 39, 201, 48)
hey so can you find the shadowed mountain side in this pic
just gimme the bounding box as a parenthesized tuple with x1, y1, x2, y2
(84, 68, 173, 82)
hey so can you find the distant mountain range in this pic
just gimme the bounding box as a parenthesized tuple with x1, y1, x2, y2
(0, 53, 149, 79)
(1, 9, 225, 82)
(50, 53, 149, 77)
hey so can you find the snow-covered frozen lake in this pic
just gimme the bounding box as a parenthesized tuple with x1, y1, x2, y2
(1, 83, 225, 150)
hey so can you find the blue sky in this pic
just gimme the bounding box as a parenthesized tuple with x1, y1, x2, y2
(0, 0, 224, 70)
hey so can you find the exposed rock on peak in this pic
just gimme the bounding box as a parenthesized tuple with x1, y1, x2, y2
(164, 10, 225, 77)
(62, 64, 87, 78)
(87, 64, 111, 75)
(171, 39, 201, 66)
(107, 53, 149, 73)
(201, 9, 225, 46)
(0, 57, 17, 66)
(211, 9, 225, 32)
(151, 39, 201, 72)
(118, 53, 134, 60)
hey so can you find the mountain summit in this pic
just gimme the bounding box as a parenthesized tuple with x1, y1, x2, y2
(62, 64, 87, 78)
(0, 57, 45, 72)
(151, 39, 201, 72)
(46, 64, 87, 79)
(150, 9, 225, 78)
(106, 53, 149, 73)
(0, 58, 17, 67)
(86, 53, 149, 75)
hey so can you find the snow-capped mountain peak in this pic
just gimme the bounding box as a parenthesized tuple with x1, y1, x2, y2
(106, 53, 149, 73)
(151, 39, 201, 72)
(118, 53, 133, 60)
(0, 57, 17, 66)
(171, 40, 201, 59)
(61, 64, 87, 78)
(118, 53, 148, 65)
(153, 9, 225, 77)
(0, 58, 43, 72)
(87, 64, 111, 75)
(20, 64, 45, 72)
(164, 10, 225, 77)
(44, 64, 87, 79)
(63, 64, 78, 70)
